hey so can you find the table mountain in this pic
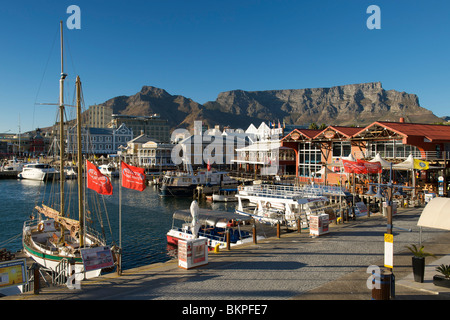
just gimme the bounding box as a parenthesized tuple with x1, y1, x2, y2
(94, 82, 441, 131)
(203, 82, 441, 127)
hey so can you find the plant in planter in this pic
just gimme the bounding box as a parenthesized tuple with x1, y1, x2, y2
(433, 264, 450, 288)
(405, 244, 435, 283)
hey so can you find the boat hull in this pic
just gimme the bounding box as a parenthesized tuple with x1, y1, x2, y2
(18, 171, 59, 181)
(160, 185, 196, 196)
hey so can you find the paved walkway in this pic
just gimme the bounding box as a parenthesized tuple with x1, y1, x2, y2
(2, 206, 450, 301)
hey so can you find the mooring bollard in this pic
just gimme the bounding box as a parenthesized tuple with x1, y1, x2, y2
(226, 229, 231, 250)
(32, 263, 40, 295)
(277, 222, 280, 238)
(297, 218, 301, 233)
(252, 224, 257, 244)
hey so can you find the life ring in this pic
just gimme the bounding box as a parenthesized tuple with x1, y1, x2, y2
(266, 202, 272, 209)
(37, 223, 44, 232)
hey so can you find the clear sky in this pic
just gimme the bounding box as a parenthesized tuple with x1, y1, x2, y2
(1, 0, 449, 133)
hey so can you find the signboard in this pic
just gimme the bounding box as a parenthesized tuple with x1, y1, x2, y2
(354, 202, 368, 216)
(80, 246, 114, 272)
(0, 259, 28, 289)
(384, 234, 393, 269)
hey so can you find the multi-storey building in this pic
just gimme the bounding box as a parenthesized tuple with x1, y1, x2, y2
(67, 123, 133, 155)
(108, 114, 170, 142)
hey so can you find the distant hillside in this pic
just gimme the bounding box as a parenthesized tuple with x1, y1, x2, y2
(93, 82, 442, 131)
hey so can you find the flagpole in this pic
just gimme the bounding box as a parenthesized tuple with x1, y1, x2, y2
(118, 157, 122, 276)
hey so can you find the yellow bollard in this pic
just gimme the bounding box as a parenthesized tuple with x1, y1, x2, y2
(214, 244, 220, 253)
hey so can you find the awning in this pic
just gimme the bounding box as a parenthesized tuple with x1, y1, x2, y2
(417, 197, 450, 231)
(369, 153, 392, 169)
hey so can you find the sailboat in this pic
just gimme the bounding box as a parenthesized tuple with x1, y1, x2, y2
(22, 22, 110, 279)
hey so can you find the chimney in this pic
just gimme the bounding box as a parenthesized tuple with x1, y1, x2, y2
(399, 117, 405, 123)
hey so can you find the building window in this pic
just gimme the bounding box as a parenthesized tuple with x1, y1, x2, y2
(332, 141, 351, 158)
(298, 142, 322, 177)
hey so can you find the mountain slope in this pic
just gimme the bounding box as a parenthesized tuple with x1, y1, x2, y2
(95, 82, 441, 131)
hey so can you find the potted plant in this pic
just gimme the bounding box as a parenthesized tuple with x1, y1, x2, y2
(433, 264, 450, 288)
(405, 244, 435, 283)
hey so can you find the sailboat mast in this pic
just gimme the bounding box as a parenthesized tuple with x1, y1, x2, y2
(59, 20, 66, 219)
(76, 76, 84, 247)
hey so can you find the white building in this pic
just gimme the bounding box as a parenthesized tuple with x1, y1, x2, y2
(120, 133, 174, 168)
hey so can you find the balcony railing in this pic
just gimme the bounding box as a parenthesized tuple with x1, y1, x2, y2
(365, 150, 450, 160)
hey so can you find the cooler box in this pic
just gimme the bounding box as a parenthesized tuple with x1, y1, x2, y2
(309, 214, 329, 237)
(178, 238, 208, 269)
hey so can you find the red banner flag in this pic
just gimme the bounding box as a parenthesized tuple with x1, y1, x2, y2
(121, 161, 146, 191)
(357, 159, 382, 174)
(342, 159, 367, 174)
(86, 160, 113, 195)
(207, 159, 211, 171)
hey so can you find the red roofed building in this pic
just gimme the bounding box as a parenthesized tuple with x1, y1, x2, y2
(281, 119, 450, 195)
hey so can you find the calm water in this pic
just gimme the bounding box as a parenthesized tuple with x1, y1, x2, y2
(0, 178, 235, 270)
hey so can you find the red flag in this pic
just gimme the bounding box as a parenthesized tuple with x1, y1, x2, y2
(121, 161, 146, 191)
(86, 160, 113, 195)
(207, 159, 211, 171)
(357, 159, 382, 174)
(342, 159, 367, 174)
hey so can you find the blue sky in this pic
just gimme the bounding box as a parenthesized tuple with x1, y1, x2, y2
(0, 0, 449, 133)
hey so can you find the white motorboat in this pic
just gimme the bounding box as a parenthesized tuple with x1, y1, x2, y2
(17, 163, 59, 181)
(98, 164, 119, 178)
(1, 158, 24, 172)
(212, 188, 238, 202)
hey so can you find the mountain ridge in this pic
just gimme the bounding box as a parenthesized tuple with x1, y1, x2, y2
(94, 82, 442, 131)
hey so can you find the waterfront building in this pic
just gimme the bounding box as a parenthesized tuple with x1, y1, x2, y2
(281, 118, 450, 196)
(120, 133, 174, 168)
(67, 123, 133, 155)
(108, 114, 170, 142)
(232, 122, 288, 175)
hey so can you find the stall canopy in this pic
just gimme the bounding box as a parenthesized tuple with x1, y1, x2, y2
(369, 153, 392, 169)
(393, 154, 429, 170)
(417, 197, 450, 231)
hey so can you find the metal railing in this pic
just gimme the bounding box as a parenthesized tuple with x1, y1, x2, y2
(365, 150, 450, 160)
(238, 184, 348, 199)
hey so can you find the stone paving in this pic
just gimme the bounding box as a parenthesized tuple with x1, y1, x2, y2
(3, 206, 450, 301)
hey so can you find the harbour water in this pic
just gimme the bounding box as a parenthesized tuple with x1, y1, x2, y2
(0, 178, 235, 270)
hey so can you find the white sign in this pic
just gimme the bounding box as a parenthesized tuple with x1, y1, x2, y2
(80, 246, 114, 272)
(384, 234, 393, 269)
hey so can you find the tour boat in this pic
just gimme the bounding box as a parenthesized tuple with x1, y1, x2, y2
(235, 184, 346, 227)
(159, 167, 237, 196)
(167, 201, 263, 250)
(17, 163, 59, 181)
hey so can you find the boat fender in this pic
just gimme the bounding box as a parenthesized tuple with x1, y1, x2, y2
(38, 223, 45, 232)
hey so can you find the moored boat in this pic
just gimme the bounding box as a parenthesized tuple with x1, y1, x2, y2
(22, 23, 113, 281)
(167, 201, 263, 250)
(212, 188, 238, 202)
(159, 168, 237, 197)
(17, 163, 59, 181)
(235, 184, 342, 227)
